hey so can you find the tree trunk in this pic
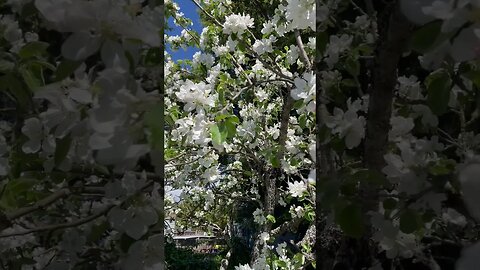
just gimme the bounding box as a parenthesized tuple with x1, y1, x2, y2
(357, 2, 415, 269)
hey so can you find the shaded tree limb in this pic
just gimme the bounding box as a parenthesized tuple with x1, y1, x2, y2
(0, 181, 154, 238)
(6, 188, 71, 221)
(335, 1, 415, 269)
(0, 204, 115, 238)
(364, 3, 414, 172)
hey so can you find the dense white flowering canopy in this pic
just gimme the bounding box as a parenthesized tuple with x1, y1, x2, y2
(0, 0, 164, 269)
(165, 0, 315, 268)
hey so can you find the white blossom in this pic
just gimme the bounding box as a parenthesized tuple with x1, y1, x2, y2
(223, 13, 254, 35)
(285, 0, 315, 30)
(288, 181, 307, 197)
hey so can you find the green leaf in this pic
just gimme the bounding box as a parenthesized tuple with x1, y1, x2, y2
(305, 208, 315, 222)
(20, 1, 38, 18)
(335, 203, 365, 238)
(214, 114, 230, 122)
(124, 49, 136, 74)
(299, 114, 307, 129)
(425, 69, 452, 116)
(463, 68, 480, 89)
(225, 116, 239, 139)
(266, 214, 276, 223)
(210, 124, 226, 146)
(145, 105, 163, 150)
(18, 41, 49, 59)
(357, 43, 374, 54)
(20, 68, 42, 91)
(428, 159, 456, 175)
(345, 57, 359, 77)
(55, 59, 83, 81)
(165, 149, 177, 160)
(30, 60, 56, 71)
(293, 100, 304, 109)
(293, 253, 306, 265)
(383, 198, 397, 210)
(268, 151, 280, 168)
(227, 115, 239, 124)
(276, 260, 288, 268)
(54, 134, 72, 166)
(411, 21, 442, 53)
(217, 83, 226, 105)
(237, 41, 246, 52)
(165, 115, 175, 127)
(0, 60, 14, 72)
(0, 73, 31, 111)
(87, 221, 109, 243)
(0, 177, 37, 209)
(145, 47, 162, 66)
(317, 31, 328, 55)
(422, 209, 436, 223)
(93, 164, 111, 176)
(225, 121, 236, 139)
(399, 209, 423, 234)
(341, 78, 359, 88)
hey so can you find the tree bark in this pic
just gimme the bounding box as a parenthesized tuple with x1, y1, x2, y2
(356, 2, 415, 269)
(364, 3, 414, 172)
(251, 88, 294, 264)
(316, 2, 415, 269)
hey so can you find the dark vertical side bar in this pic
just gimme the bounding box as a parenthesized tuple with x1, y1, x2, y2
(158, 0, 166, 269)
(315, 0, 321, 269)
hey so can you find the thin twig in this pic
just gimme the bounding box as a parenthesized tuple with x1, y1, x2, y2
(294, 30, 312, 70)
(350, 0, 368, 15)
(437, 128, 463, 149)
(176, 20, 201, 47)
(165, 150, 213, 167)
(229, 53, 254, 85)
(219, 79, 293, 114)
(190, 0, 223, 27)
(0, 108, 16, 112)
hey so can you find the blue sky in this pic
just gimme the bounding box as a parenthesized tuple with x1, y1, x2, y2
(165, 0, 203, 200)
(166, 0, 203, 61)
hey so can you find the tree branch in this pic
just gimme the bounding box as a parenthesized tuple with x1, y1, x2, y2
(294, 30, 312, 70)
(337, 3, 415, 269)
(219, 79, 293, 114)
(0, 181, 154, 238)
(296, 224, 315, 262)
(270, 217, 303, 239)
(165, 150, 213, 167)
(6, 188, 70, 221)
(364, 5, 414, 176)
(0, 204, 114, 238)
(275, 85, 294, 164)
